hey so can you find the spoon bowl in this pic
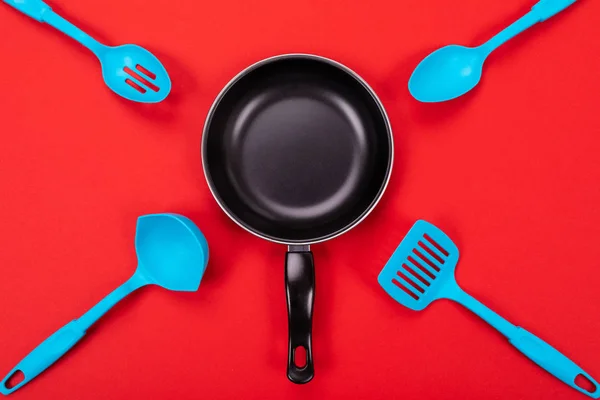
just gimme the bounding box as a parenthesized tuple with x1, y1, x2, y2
(409, 45, 484, 103)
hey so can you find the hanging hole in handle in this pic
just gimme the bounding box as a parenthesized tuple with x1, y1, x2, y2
(575, 374, 597, 393)
(5, 370, 24, 389)
(294, 346, 307, 368)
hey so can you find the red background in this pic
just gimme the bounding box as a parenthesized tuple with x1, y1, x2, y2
(1, 0, 599, 399)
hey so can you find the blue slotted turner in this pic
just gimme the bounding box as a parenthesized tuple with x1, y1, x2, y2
(378, 220, 599, 398)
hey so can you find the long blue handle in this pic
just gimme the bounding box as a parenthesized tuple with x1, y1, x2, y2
(3, 0, 50, 20)
(480, 12, 540, 56)
(76, 272, 147, 330)
(445, 284, 518, 338)
(510, 328, 600, 397)
(0, 321, 85, 395)
(3, 0, 106, 55)
(533, 0, 578, 22)
(448, 286, 599, 398)
(480, 0, 578, 56)
(0, 273, 147, 395)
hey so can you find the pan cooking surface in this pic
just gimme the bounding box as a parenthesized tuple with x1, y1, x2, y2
(203, 56, 392, 243)
(229, 84, 369, 222)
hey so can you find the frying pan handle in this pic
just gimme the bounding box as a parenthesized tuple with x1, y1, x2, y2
(285, 250, 315, 384)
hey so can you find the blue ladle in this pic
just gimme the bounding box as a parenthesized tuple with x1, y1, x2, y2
(3, 0, 172, 103)
(408, 0, 578, 103)
(0, 214, 209, 395)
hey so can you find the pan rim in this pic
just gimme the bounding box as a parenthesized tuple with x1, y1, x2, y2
(201, 53, 394, 245)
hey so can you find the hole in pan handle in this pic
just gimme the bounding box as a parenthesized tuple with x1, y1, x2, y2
(285, 249, 315, 384)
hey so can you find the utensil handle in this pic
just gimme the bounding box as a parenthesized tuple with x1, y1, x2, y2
(285, 250, 315, 384)
(76, 272, 147, 330)
(509, 327, 599, 397)
(532, 0, 577, 22)
(3, 0, 105, 54)
(446, 285, 518, 338)
(0, 321, 86, 395)
(480, 12, 540, 56)
(0, 273, 146, 394)
(480, 0, 576, 56)
(3, 0, 51, 21)
(450, 286, 599, 397)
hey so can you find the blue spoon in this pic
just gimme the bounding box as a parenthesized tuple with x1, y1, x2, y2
(0, 214, 209, 395)
(3, 0, 171, 103)
(408, 0, 578, 103)
(379, 220, 599, 398)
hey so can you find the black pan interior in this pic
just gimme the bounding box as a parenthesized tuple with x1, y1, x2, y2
(203, 56, 392, 243)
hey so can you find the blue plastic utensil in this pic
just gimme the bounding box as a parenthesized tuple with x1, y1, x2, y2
(378, 220, 599, 398)
(3, 0, 171, 103)
(0, 214, 209, 395)
(408, 0, 578, 102)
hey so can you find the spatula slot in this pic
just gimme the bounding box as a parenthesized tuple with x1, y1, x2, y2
(413, 249, 441, 272)
(418, 240, 445, 264)
(403, 264, 430, 286)
(407, 256, 436, 279)
(396, 270, 424, 293)
(423, 233, 449, 257)
(392, 278, 419, 300)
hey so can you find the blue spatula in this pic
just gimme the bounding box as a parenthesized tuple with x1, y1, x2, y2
(378, 220, 599, 398)
(0, 213, 209, 395)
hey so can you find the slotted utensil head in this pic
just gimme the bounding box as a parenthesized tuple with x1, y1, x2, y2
(378, 220, 600, 398)
(378, 220, 460, 310)
(101, 44, 171, 103)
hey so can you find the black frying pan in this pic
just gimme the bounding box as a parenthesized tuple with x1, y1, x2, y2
(202, 54, 393, 384)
